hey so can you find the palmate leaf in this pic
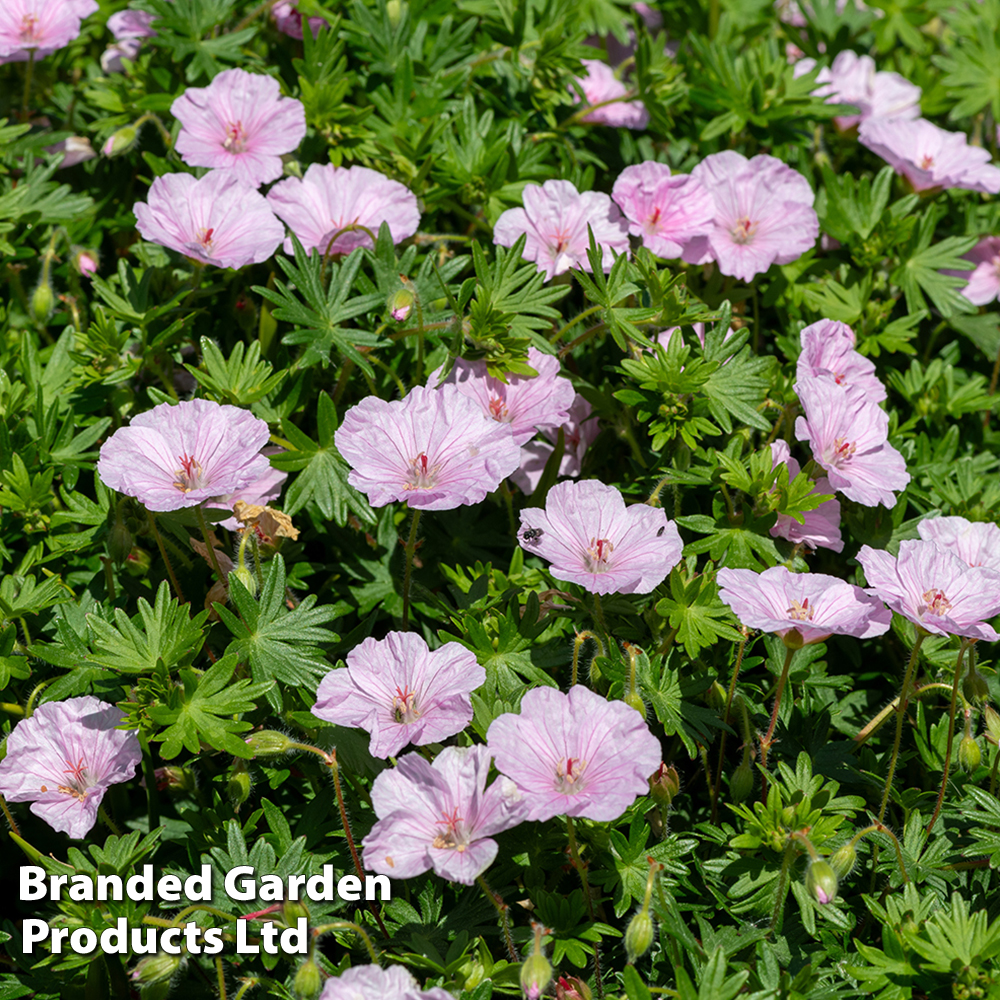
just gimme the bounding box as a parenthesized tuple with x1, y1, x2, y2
(84, 581, 208, 673)
(253, 235, 384, 372)
(147, 654, 273, 759)
(215, 555, 344, 710)
(185, 337, 286, 405)
(271, 392, 375, 525)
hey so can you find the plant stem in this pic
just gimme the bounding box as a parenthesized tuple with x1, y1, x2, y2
(760, 645, 796, 772)
(769, 842, 795, 935)
(551, 304, 603, 343)
(565, 816, 604, 998)
(21, 50, 35, 119)
(138, 731, 160, 832)
(326, 750, 389, 938)
(98, 804, 121, 836)
(713, 630, 749, 821)
(592, 591, 609, 641)
(196, 505, 225, 582)
(925, 639, 973, 836)
(878, 630, 927, 823)
(215, 955, 227, 1000)
(401, 507, 422, 630)
(476, 875, 517, 962)
(571, 630, 604, 687)
(501, 479, 517, 535)
(149, 512, 186, 604)
(0, 792, 21, 838)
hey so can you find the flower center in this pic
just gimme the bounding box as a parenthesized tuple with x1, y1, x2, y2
(173, 453, 208, 493)
(920, 154, 934, 170)
(828, 436, 857, 465)
(555, 757, 588, 795)
(404, 452, 439, 490)
(222, 121, 248, 153)
(584, 537, 614, 573)
(431, 807, 467, 852)
(19, 13, 43, 44)
(39, 757, 91, 800)
(921, 588, 952, 616)
(731, 216, 757, 245)
(487, 393, 510, 421)
(392, 685, 420, 724)
(786, 598, 814, 621)
(197, 227, 215, 250)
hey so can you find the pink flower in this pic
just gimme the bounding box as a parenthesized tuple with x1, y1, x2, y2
(272, 0, 325, 40)
(362, 745, 525, 885)
(493, 180, 630, 280)
(518, 479, 683, 594)
(858, 540, 1000, 640)
(319, 966, 451, 1000)
(859, 118, 1000, 194)
(101, 37, 142, 73)
(313, 633, 485, 759)
(0, 0, 82, 62)
(73, 248, 98, 278)
(67, 0, 97, 16)
(794, 376, 909, 508)
(134, 170, 285, 269)
(611, 161, 715, 259)
(680, 151, 819, 282)
(943, 237, 1000, 306)
(334, 384, 522, 510)
(796, 319, 886, 403)
(801, 51, 920, 130)
(487, 685, 661, 822)
(917, 516, 1000, 573)
(171, 68, 307, 189)
(97, 399, 271, 512)
(0, 696, 141, 839)
(511, 394, 600, 495)
(573, 59, 649, 129)
(107, 9, 158, 39)
(717, 566, 890, 646)
(431, 347, 575, 447)
(267, 163, 420, 256)
(44, 136, 95, 167)
(210, 446, 287, 532)
(769, 440, 843, 553)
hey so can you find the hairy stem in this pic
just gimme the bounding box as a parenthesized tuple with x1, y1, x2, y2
(761, 645, 796, 772)
(149, 512, 186, 604)
(402, 507, 422, 630)
(477, 875, 517, 962)
(566, 816, 604, 998)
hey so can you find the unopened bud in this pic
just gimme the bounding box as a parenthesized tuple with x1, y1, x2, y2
(228, 760, 252, 806)
(623, 688, 646, 717)
(389, 288, 414, 322)
(386, 0, 402, 25)
(108, 517, 134, 564)
(959, 735, 982, 772)
(131, 953, 183, 986)
(649, 764, 679, 808)
(234, 292, 257, 332)
(293, 957, 321, 998)
(624, 908, 654, 963)
(520, 924, 552, 1000)
(245, 730, 294, 757)
(964, 667, 990, 705)
(985, 706, 1000, 746)
(103, 125, 138, 157)
(730, 758, 754, 803)
(31, 280, 54, 324)
(805, 859, 838, 905)
(556, 976, 592, 1000)
(705, 680, 727, 711)
(230, 564, 257, 598)
(283, 898, 310, 926)
(73, 248, 99, 278)
(829, 842, 857, 878)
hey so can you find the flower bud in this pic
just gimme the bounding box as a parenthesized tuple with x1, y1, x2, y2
(649, 764, 680, 808)
(293, 957, 322, 998)
(103, 125, 138, 157)
(246, 730, 294, 757)
(389, 288, 414, 322)
(520, 951, 552, 1000)
(131, 953, 183, 986)
(228, 760, 252, 806)
(985, 706, 1000, 746)
(963, 667, 990, 705)
(230, 564, 258, 598)
(804, 859, 838, 905)
(234, 292, 257, 332)
(730, 758, 754, 803)
(959, 735, 982, 772)
(108, 517, 134, 565)
(623, 688, 646, 717)
(386, 0, 402, 25)
(829, 842, 857, 878)
(73, 248, 99, 279)
(31, 279, 54, 324)
(624, 908, 654, 963)
(283, 898, 310, 926)
(556, 976, 593, 1000)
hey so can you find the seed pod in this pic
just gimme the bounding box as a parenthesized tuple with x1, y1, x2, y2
(959, 735, 982, 772)
(624, 909, 654, 963)
(293, 958, 322, 998)
(246, 730, 294, 757)
(830, 842, 857, 878)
